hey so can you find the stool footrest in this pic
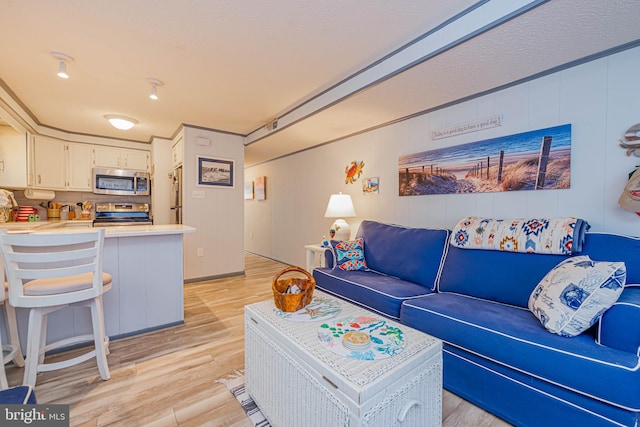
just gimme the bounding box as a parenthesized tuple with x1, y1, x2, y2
(2, 344, 19, 365)
(39, 349, 98, 372)
(41, 334, 95, 355)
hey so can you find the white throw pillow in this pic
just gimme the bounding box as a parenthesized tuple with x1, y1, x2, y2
(528, 256, 626, 337)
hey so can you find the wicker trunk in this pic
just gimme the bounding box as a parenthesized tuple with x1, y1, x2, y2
(245, 292, 443, 427)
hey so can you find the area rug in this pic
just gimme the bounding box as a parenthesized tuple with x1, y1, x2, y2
(217, 371, 271, 427)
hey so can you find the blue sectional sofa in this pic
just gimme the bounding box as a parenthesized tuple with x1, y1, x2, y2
(312, 220, 640, 427)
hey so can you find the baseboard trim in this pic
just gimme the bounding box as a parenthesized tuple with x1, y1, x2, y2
(184, 270, 245, 284)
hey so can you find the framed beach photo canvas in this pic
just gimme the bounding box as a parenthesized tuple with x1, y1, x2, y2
(244, 181, 254, 199)
(255, 176, 266, 200)
(197, 156, 234, 187)
(398, 124, 571, 196)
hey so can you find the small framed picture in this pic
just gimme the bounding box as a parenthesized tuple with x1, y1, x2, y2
(255, 176, 266, 200)
(244, 181, 254, 199)
(363, 177, 379, 194)
(197, 156, 234, 187)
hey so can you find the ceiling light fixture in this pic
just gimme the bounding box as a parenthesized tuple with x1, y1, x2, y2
(51, 51, 74, 79)
(105, 115, 138, 130)
(147, 78, 163, 100)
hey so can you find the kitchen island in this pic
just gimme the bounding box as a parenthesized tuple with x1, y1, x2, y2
(0, 223, 195, 350)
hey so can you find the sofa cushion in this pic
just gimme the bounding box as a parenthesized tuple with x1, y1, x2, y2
(438, 232, 640, 310)
(330, 238, 367, 271)
(355, 220, 449, 290)
(528, 256, 626, 337)
(400, 293, 640, 410)
(312, 268, 433, 319)
(581, 232, 640, 285)
(598, 286, 640, 354)
(438, 245, 567, 308)
(0, 385, 36, 404)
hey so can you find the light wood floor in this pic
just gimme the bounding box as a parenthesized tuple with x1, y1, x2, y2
(5, 253, 511, 427)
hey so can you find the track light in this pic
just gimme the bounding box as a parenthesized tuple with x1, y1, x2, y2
(147, 78, 163, 100)
(105, 115, 138, 130)
(51, 52, 74, 79)
(57, 61, 69, 79)
(150, 84, 158, 100)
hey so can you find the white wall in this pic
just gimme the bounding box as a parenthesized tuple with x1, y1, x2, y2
(182, 126, 244, 281)
(245, 46, 640, 268)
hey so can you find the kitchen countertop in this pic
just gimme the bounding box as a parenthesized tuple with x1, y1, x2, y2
(0, 221, 195, 237)
(0, 219, 93, 228)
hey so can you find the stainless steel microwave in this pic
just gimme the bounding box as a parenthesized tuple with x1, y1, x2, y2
(92, 167, 150, 196)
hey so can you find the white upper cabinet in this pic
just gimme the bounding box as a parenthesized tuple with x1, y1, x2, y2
(66, 143, 93, 190)
(31, 137, 150, 191)
(0, 126, 28, 189)
(94, 146, 150, 171)
(32, 135, 66, 190)
(122, 149, 150, 170)
(93, 145, 121, 169)
(172, 137, 184, 168)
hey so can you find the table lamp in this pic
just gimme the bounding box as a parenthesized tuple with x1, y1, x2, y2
(324, 193, 356, 241)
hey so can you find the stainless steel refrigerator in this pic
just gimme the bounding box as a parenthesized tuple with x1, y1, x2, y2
(170, 166, 182, 224)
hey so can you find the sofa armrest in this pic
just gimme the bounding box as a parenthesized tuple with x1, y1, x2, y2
(324, 247, 334, 268)
(597, 286, 640, 355)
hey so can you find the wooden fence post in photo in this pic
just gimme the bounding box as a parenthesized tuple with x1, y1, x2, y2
(486, 156, 490, 179)
(535, 136, 552, 189)
(497, 150, 505, 183)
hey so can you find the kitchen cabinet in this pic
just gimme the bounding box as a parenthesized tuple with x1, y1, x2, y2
(30, 136, 150, 191)
(172, 137, 183, 168)
(94, 146, 150, 170)
(67, 143, 92, 190)
(93, 145, 120, 169)
(32, 136, 92, 191)
(0, 126, 28, 188)
(123, 149, 150, 170)
(32, 135, 66, 189)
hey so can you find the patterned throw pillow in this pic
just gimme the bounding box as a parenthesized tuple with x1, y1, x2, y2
(330, 238, 367, 271)
(528, 256, 626, 337)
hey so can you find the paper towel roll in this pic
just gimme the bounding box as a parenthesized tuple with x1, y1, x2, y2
(24, 188, 56, 200)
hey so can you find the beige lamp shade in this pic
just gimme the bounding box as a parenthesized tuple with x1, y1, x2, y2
(324, 193, 356, 240)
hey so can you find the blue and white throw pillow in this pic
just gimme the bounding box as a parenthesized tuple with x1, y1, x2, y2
(330, 238, 367, 271)
(528, 256, 626, 337)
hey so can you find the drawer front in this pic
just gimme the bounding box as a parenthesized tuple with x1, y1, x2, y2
(363, 352, 442, 427)
(246, 320, 350, 427)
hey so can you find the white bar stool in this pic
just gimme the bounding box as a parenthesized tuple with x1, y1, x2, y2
(0, 229, 112, 388)
(0, 282, 25, 389)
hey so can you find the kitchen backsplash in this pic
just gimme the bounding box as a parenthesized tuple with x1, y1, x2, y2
(12, 190, 151, 220)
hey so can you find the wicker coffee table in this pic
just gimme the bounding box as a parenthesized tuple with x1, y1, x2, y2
(244, 290, 442, 427)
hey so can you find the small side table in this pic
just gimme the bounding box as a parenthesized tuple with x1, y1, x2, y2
(304, 244, 328, 273)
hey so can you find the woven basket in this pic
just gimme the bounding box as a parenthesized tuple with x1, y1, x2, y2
(272, 266, 316, 312)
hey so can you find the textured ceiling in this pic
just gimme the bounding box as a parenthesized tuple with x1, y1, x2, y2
(0, 0, 474, 138)
(244, 0, 640, 165)
(0, 0, 639, 167)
